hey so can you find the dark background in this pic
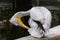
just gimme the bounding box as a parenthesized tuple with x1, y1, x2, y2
(0, 0, 60, 40)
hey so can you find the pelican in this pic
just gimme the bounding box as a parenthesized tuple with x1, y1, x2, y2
(9, 6, 53, 38)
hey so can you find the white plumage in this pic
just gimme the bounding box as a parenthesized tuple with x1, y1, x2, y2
(45, 25, 60, 38)
(9, 6, 60, 39)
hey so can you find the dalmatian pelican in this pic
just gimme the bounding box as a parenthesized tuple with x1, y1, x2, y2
(9, 6, 60, 38)
(9, 6, 52, 38)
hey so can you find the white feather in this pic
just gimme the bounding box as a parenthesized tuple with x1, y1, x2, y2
(10, 6, 52, 38)
(45, 25, 60, 38)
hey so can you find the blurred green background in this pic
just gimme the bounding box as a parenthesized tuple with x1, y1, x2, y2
(0, 0, 60, 40)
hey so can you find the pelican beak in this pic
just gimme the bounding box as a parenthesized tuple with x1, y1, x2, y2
(17, 16, 29, 29)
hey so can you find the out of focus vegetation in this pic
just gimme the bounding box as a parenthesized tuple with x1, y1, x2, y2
(0, 0, 60, 40)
